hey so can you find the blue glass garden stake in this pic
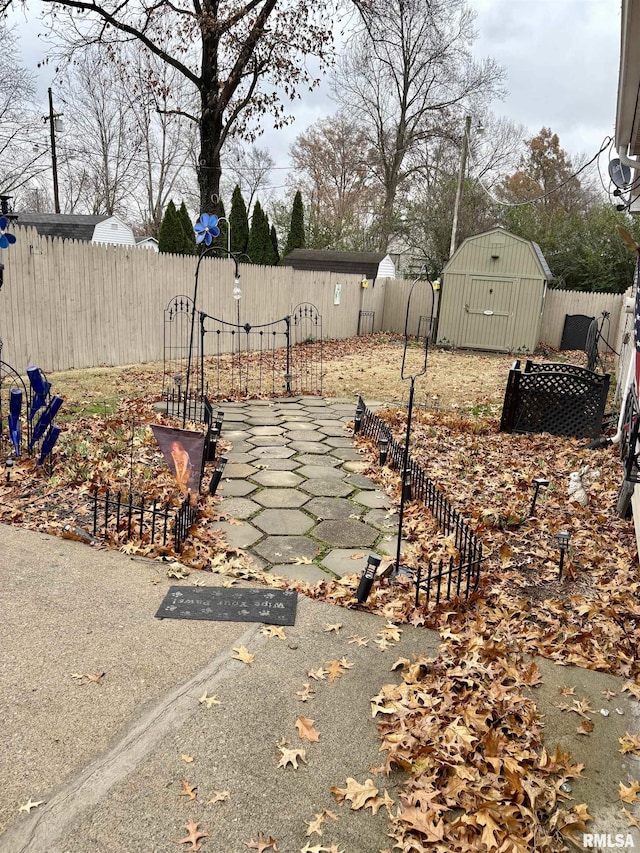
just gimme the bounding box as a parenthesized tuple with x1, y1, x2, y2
(27, 365, 51, 421)
(38, 425, 61, 465)
(30, 395, 63, 448)
(8, 388, 22, 457)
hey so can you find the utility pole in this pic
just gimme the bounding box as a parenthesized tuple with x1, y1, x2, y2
(449, 114, 471, 259)
(46, 88, 63, 214)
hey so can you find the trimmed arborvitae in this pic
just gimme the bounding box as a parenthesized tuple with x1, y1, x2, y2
(269, 224, 280, 265)
(158, 200, 184, 253)
(284, 190, 305, 256)
(178, 201, 196, 254)
(247, 200, 270, 264)
(229, 185, 249, 256)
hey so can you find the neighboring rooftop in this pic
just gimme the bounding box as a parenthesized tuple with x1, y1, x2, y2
(281, 249, 386, 280)
(15, 213, 110, 242)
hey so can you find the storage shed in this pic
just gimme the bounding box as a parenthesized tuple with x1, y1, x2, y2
(436, 227, 551, 354)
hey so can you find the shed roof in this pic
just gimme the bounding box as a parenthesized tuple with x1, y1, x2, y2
(281, 249, 384, 279)
(16, 213, 110, 242)
(446, 227, 553, 280)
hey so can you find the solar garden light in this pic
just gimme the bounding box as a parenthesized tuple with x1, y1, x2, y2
(208, 455, 228, 496)
(356, 554, 382, 604)
(529, 476, 549, 516)
(378, 437, 389, 466)
(206, 427, 219, 463)
(353, 407, 364, 434)
(556, 530, 571, 579)
(402, 475, 412, 502)
(5, 457, 14, 484)
(215, 410, 224, 434)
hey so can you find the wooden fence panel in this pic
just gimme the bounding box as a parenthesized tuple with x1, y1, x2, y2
(539, 288, 625, 350)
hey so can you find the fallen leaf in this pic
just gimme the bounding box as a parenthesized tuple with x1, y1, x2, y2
(620, 733, 640, 755)
(296, 716, 320, 742)
(207, 789, 230, 804)
(296, 683, 315, 702)
(245, 833, 277, 851)
(261, 626, 287, 639)
(181, 754, 194, 763)
(620, 780, 640, 803)
(175, 820, 207, 851)
(198, 691, 222, 709)
(232, 646, 255, 664)
(305, 812, 326, 837)
(307, 667, 328, 681)
(294, 556, 313, 564)
(331, 777, 378, 810)
(622, 806, 640, 829)
(558, 685, 576, 696)
(86, 672, 105, 684)
(324, 624, 342, 633)
(278, 746, 307, 769)
(18, 798, 44, 813)
(347, 635, 368, 646)
(576, 720, 594, 735)
(179, 779, 197, 800)
(350, 552, 365, 560)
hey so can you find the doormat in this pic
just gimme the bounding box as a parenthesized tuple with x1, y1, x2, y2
(155, 586, 298, 626)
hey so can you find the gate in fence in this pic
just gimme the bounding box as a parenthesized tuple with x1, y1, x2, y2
(163, 298, 323, 406)
(356, 397, 483, 608)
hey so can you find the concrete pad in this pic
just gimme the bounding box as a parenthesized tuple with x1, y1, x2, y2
(248, 446, 297, 459)
(247, 435, 289, 447)
(253, 509, 315, 536)
(295, 455, 341, 468)
(218, 497, 261, 519)
(312, 519, 378, 548)
(301, 479, 355, 498)
(321, 549, 372, 577)
(217, 479, 258, 498)
(224, 462, 258, 479)
(213, 520, 263, 549)
(297, 465, 345, 479)
(289, 441, 329, 454)
(267, 563, 329, 583)
(304, 497, 361, 520)
(252, 471, 304, 488)
(253, 535, 321, 564)
(253, 489, 310, 509)
(352, 491, 392, 509)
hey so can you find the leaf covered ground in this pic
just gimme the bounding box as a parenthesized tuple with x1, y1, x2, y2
(1, 336, 637, 851)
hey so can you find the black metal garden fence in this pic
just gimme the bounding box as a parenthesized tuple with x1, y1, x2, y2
(356, 397, 482, 607)
(89, 486, 199, 553)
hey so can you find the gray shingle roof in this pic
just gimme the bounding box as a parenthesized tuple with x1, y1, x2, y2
(15, 213, 109, 242)
(281, 249, 385, 278)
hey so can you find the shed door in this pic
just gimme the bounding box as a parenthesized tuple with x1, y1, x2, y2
(461, 277, 518, 351)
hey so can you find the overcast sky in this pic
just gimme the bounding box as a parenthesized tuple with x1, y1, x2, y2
(8, 0, 623, 192)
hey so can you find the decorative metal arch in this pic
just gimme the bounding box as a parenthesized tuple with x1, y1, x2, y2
(290, 302, 323, 396)
(162, 295, 199, 397)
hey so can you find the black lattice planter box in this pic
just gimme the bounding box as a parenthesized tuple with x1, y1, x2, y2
(500, 360, 609, 439)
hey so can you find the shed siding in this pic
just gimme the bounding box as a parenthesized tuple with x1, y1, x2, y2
(92, 218, 136, 247)
(437, 229, 547, 353)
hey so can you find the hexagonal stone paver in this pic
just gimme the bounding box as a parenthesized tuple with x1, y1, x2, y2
(247, 435, 289, 447)
(377, 535, 408, 557)
(297, 465, 345, 480)
(312, 519, 378, 548)
(352, 491, 392, 509)
(223, 430, 252, 442)
(250, 425, 284, 436)
(321, 549, 370, 576)
(304, 497, 360, 520)
(329, 447, 364, 461)
(290, 441, 329, 455)
(342, 461, 371, 474)
(254, 536, 321, 564)
(254, 458, 300, 471)
(225, 452, 255, 464)
(287, 430, 326, 443)
(363, 508, 399, 530)
(252, 470, 304, 488)
(253, 509, 314, 535)
(344, 474, 378, 490)
(268, 563, 329, 583)
(281, 421, 316, 430)
(247, 418, 283, 427)
(295, 454, 340, 468)
(301, 478, 354, 497)
(218, 497, 261, 519)
(249, 446, 297, 460)
(254, 488, 310, 508)
(218, 479, 257, 497)
(322, 436, 353, 447)
(315, 424, 351, 437)
(224, 462, 258, 479)
(213, 520, 262, 549)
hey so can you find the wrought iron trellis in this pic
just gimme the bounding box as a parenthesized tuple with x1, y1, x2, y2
(162, 295, 199, 398)
(356, 397, 483, 607)
(89, 486, 199, 553)
(357, 310, 375, 336)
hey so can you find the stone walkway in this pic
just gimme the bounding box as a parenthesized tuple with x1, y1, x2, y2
(212, 396, 404, 581)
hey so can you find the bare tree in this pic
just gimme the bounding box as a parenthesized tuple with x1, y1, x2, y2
(0, 25, 51, 200)
(333, 0, 505, 251)
(288, 111, 380, 249)
(0, 0, 342, 212)
(222, 141, 275, 212)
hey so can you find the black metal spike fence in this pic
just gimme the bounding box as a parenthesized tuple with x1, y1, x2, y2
(356, 397, 483, 607)
(89, 486, 199, 553)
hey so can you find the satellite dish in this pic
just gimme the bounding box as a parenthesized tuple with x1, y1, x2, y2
(609, 158, 632, 189)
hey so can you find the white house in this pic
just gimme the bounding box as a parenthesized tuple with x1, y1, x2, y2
(16, 213, 137, 247)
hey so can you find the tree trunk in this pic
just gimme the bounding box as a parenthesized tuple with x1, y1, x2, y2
(198, 95, 223, 214)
